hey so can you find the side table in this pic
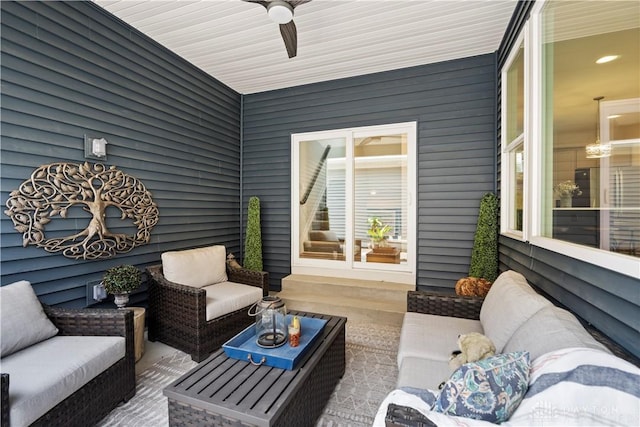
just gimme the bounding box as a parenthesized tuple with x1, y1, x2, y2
(129, 307, 146, 362)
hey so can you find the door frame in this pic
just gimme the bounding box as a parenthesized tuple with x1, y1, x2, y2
(290, 122, 417, 284)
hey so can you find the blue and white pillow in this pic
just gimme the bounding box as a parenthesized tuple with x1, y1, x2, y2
(433, 351, 530, 423)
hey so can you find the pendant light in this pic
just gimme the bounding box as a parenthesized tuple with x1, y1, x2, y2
(585, 96, 612, 159)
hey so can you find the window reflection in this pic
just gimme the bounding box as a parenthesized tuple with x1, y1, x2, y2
(542, 1, 639, 258)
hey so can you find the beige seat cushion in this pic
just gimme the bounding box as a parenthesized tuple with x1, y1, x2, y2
(479, 270, 552, 352)
(1, 335, 125, 427)
(162, 245, 228, 288)
(397, 312, 482, 367)
(203, 281, 264, 321)
(397, 356, 451, 391)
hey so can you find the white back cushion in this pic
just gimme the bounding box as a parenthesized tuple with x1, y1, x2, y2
(479, 270, 551, 352)
(503, 305, 609, 360)
(0, 280, 59, 357)
(162, 245, 228, 288)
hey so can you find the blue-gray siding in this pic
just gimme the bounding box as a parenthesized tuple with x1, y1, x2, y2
(496, 0, 639, 358)
(3, 0, 636, 361)
(242, 55, 497, 290)
(1, 1, 241, 307)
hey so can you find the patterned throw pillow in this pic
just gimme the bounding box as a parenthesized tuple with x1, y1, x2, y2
(433, 351, 530, 423)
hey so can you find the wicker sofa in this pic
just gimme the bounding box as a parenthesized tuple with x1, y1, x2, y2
(0, 280, 135, 427)
(146, 245, 269, 362)
(376, 270, 640, 426)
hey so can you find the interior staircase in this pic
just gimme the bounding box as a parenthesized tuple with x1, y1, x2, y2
(276, 274, 413, 326)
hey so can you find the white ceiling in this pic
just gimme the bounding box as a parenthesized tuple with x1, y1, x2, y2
(94, 0, 518, 94)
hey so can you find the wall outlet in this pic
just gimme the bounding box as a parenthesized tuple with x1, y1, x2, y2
(86, 280, 106, 306)
(93, 283, 107, 301)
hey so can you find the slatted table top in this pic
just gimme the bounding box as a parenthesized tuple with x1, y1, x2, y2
(164, 311, 347, 427)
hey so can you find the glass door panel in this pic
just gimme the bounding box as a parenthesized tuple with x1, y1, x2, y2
(298, 137, 346, 262)
(292, 122, 416, 282)
(354, 133, 408, 265)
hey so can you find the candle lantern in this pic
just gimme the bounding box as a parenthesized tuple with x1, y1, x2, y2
(249, 296, 288, 348)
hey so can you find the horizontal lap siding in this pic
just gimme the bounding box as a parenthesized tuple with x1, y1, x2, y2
(496, 1, 639, 357)
(0, 1, 241, 307)
(243, 55, 497, 290)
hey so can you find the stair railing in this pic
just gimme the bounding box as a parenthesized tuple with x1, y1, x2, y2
(300, 145, 331, 205)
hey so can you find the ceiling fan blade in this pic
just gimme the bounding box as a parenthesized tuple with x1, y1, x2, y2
(280, 21, 297, 58)
(288, 0, 312, 8)
(242, 0, 269, 8)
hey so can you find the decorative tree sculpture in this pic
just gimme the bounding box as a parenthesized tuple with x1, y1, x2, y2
(4, 162, 159, 260)
(243, 196, 263, 271)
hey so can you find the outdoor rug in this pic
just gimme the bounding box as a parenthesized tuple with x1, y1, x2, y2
(98, 321, 400, 427)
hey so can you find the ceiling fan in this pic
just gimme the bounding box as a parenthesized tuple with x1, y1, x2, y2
(244, 0, 311, 58)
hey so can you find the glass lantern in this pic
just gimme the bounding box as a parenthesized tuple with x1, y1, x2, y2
(249, 296, 288, 348)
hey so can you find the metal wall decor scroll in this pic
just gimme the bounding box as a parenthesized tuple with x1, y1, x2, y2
(4, 162, 159, 260)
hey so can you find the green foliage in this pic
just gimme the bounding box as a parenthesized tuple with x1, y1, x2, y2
(367, 217, 392, 246)
(243, 196, 263, 271)
(102, 264, 142, 295)
(469, 193, 499, 282)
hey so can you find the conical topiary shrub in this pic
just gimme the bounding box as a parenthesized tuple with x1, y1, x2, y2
(468, 192, 499, 283)
(243, 196, 263, 271)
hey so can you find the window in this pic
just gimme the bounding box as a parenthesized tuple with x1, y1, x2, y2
(502, 38, 525, 235)
(291, 123, 416, 284)
(501, 0, 639, 277)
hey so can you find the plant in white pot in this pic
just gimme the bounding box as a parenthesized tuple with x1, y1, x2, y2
(367, 217, 392, 250)
(102, 264, 142, 309)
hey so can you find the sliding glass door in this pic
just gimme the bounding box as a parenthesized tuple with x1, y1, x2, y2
(292, 122, 416, 283)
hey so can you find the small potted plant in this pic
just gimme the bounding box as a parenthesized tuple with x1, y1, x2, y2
(102, 264, 142, 308)
(367, 217, 392, 250)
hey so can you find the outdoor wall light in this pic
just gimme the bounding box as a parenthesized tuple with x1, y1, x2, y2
(84, 135, 108, 160)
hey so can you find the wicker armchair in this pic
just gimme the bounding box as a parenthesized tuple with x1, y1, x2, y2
(1, 306, 135, 427)
(146, 264, 269, 362)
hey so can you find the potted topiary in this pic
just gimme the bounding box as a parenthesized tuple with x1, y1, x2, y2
(102, 264, 142, 308)
(243, 196, 263, 271)
(455, 193, 499, 297)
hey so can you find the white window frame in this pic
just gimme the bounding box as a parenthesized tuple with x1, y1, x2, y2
(501, 29, 527, 239)
(502, 0, 640, 279)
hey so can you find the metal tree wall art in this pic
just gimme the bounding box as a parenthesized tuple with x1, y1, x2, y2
(4, 162, 159, 260)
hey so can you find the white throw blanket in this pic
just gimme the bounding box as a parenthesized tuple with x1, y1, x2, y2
(374, 347, 640, 426)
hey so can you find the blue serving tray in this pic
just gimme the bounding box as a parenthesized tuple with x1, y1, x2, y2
(223, 315, 327, 370)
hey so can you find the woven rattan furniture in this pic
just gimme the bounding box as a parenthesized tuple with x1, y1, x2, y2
(0, 306, 135, 427)
(164, 311, 346, 427)
(383, 277, 640, 426)
(146, 264, 269, 362)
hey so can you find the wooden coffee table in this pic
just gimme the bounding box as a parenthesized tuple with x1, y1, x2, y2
(163, 311, 346, 427)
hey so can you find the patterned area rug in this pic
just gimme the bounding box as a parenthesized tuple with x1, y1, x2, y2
(98, 322, 400, 427)
(317, 322, 400, 427)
